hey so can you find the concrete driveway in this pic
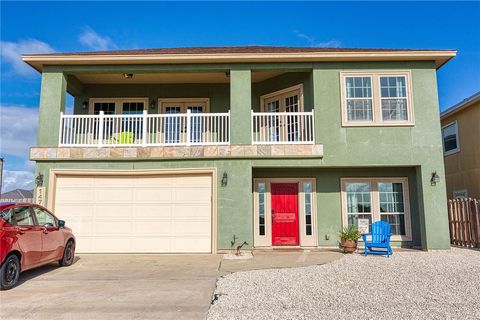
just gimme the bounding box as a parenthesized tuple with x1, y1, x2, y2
(0, 251, 341, 320)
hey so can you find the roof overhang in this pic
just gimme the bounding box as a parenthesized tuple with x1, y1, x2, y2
(441, 91, 480, 119)
(22, 50, 457, 73)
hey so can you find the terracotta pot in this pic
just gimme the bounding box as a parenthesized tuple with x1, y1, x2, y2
(341, 239, 357, 254)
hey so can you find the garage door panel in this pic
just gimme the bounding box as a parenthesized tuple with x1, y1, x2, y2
(56, 176, 94, 187)
(55, 204, 95, 218)
(95, 204, 132, 218)
(95, 176, 133, 187)
(94, 237, 132, 252)
(94, 220, 132, 235)
(56, 188, 95, 202)
(133, 205, 172, 218)
(75, 237, 94, 252)
(175, 187, 211, 202)
(173, 221, 211, 236)
(54, 173, 212, 253)
(134, 188, 173, 202)
(172, 237, 211, 253)
(174, 175, 211, 186)
(96, 188, 134, 202)
(132, 237, 172, 252)
(133, 221, 171, 235)
(134, 176, 174, 186)
(66, 220, 94, 236)
(173, 205, 210, 219)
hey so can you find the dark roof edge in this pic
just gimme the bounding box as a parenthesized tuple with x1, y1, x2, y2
(441, 91, 480, 119)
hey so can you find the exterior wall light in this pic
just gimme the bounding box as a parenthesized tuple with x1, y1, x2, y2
(123, 73, 134, 79)
(35, 174, 44, 187)
(150, 100, 156, 110)
(431, 171, 440, 186)
(81, 101, 88, 110)
(221, 172, 228, 187)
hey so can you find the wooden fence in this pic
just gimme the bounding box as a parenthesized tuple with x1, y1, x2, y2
(448, 198, 480, 248)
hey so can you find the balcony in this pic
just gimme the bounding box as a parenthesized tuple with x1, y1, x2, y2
(59, 110, 230, 147)
(251, 110, 315, 145)
(58, 110, 315, 147)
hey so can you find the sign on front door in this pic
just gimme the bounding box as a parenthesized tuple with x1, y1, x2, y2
(271, 183, 299, 245)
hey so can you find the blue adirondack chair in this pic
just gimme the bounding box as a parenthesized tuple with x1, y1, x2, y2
(362, 221, 393, 256)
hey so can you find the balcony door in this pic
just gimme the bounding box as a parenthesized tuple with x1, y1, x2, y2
(261, 85, 303, 142)
(159, 98, 209, 144)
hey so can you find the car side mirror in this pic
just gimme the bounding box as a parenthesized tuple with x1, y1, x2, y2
(58, 220, 65, 228)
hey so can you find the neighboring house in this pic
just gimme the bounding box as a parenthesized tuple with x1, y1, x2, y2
(23, 46, 456, 253)
(440, 91, 480, 199)
(0, 188, 33, 203)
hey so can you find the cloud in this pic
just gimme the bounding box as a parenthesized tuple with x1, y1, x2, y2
(1, 170, 34, 193)
(0, 105, 38, 157)
(294, 31, 315, 44)
(78, 26, 117, 51)
(0, 39, 55, 76)
(314, 39, 343, 48)
(294, 31, 342, 48)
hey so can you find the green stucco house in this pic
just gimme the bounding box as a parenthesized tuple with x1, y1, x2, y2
(23, 46, 456, 253)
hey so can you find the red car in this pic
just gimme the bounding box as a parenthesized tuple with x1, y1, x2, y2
(0, 202, 75, 290)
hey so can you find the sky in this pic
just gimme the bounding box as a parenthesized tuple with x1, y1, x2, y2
(1, 1, 479, 192)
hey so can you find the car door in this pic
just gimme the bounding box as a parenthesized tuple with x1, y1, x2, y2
(32, 206, 64, 262)
(11, 206, 43, 268)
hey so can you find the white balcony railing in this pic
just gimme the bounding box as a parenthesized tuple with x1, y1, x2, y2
(251, 110, 315, 144)
(59, 110, 230, 147)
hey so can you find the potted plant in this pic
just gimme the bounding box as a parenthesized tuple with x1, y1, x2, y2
(339, 225, 361, 253)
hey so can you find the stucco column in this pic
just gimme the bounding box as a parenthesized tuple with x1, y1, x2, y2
(416, 165, 451, 250)
(230, 69, 251, 144)
(37, 70, 67, 146)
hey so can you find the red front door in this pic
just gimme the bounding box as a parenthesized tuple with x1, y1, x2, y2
(271, 183, 299, 246)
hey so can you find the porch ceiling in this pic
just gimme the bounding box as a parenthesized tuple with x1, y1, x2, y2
(73, 71, 284, 84)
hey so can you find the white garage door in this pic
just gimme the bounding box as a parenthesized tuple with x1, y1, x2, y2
(53, 174, 212, 253)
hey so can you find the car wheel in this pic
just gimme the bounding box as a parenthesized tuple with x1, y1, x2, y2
(1, 254, 20, 290)
(59, 240, 75, 266)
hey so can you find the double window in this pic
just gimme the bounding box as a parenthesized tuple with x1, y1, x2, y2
(341, 178, 412, 241)
(90, 98, 148, 141)
(341, 72, 413, 126)
(90, 98, 148, 115)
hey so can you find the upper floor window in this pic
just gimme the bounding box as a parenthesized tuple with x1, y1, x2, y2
(341, 71, 414, 126)
(442, 121, 460, 156)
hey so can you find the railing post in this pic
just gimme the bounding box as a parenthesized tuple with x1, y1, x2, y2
(58, 112, 64, 146)
(142, 110, 148, 147)
(98, 110, 104, 148)
(229, 109, 231, 144)
(311, 109, 315, 144)
(250, 110, 254, 145)
(186, 109, 191, 146)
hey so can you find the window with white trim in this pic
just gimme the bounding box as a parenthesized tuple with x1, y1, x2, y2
(89, 98, 148, 115)
(342, 178, 411, 240)
(442, 121, 460, 155)
(258, 182, 266, 236)
(341, 72, 413, 126)
(380, 76, 408, 121)
(304, 182, 313, 236)
(345, 76, 373, 121)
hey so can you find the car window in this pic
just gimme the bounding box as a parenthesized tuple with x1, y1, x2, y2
(0, 208, 14, 225)
(12, 207, 34, 226)
(33, 207, 57, 227)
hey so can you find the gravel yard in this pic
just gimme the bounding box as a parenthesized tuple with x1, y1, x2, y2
(208, 248, 480, 320)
